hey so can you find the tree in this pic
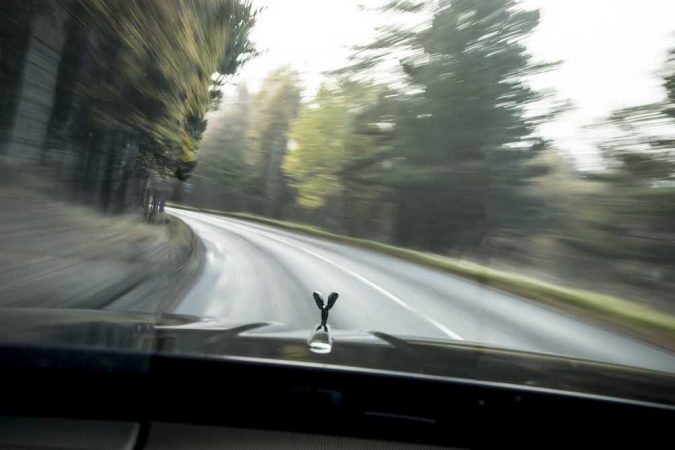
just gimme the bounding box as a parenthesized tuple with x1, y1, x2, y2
(597, 46, 675, 185)
(75, 0, 257, 212)
(587, 44, 675, 268)
(332, 0, 550, 250)
(245, 67, 302, 217)
(284, 83, 354, 208)
(189, 83, 251, 209)
(282, 78, 395, 233)
(338, 0, 555, 251)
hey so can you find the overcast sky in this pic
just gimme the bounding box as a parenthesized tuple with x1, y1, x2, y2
(232, 0, 675, 167)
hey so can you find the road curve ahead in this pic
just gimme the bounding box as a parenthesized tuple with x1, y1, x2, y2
(168, 207, 675, 373)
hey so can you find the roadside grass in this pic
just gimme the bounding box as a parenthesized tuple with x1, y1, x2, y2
(167, 202, 675, 350)
(166, 213, 190, 243)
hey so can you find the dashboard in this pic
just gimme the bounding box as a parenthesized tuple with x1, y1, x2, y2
(0, 345, 672, 449)
(0, 419, 448, 449)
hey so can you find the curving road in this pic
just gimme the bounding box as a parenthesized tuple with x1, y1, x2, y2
(169, 207, 675, 373)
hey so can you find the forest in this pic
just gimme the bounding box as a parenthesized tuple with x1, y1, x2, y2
(185, 0, 675, 312)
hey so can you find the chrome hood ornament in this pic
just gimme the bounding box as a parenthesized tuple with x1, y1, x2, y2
(308, 291, 339, 354)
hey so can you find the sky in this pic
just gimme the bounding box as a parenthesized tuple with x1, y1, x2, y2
(524, 0, 675, 167)
(233, 0, 380, 94)
(232, 0, 675, 168)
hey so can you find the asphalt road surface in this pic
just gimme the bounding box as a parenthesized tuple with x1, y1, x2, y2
(169, 207, 675, 373)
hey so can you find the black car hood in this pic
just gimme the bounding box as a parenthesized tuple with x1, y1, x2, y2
(0, 307, 673, 407)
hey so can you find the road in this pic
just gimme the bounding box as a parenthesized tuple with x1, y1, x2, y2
(169, 207, 675, 373)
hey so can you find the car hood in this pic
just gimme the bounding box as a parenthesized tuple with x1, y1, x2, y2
(0, 307, 673, 407)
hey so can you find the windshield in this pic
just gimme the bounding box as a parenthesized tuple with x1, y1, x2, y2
(1, 0, 674, 384)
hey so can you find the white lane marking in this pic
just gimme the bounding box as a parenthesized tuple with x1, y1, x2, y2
(297, 243, 464, 341)
(208, 214, 464, 341)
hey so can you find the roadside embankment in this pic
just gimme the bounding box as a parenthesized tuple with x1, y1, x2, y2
(0, 189, 204, 313)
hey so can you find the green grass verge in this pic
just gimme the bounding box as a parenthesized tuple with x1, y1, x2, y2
(168, 203, 675, 349)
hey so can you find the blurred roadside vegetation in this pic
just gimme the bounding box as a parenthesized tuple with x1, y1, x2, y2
(186, 0, 675, 315)
(0, 0, 257, 219)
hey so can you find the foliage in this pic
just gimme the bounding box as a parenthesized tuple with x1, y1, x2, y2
(597, 47, 675, 185)
(77, 0, 257, 181)
(284, 87, 350, 208)
(188, 83, 250, 208)
(284, 80, 387, 208)
(245, 67, 302, 215)
(330, 0, 557, 249)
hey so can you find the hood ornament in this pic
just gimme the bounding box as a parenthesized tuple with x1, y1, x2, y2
(308, 291, 339, 354)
